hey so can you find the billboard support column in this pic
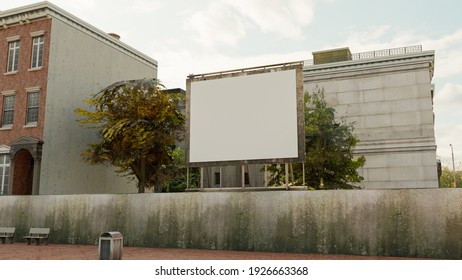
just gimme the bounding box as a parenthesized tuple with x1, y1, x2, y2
(200, 167, 204, 189)
(247, 165, 251, 188)
(241, 165, 245, 190)
(219, 167, 222, 189)
(264, 165, 268, 188)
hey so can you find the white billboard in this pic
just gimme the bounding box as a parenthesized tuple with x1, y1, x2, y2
(186, 63, 304, 166)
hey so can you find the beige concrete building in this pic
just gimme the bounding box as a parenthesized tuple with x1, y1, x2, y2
(304, 46, 438, 189)
(200, 46, 438, 190)
(0, 2, 157, 195)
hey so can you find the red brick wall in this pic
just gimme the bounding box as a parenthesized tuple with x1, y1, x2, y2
(0, 18, 51, 145)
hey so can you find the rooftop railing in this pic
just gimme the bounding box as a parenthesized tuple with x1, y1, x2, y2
(304, 45, 422, 66)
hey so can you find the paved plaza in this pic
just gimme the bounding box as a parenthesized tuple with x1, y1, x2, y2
(0, 243, 426, 260)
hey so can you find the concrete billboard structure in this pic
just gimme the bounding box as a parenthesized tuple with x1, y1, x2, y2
(186, 62, 305, 167)
(199, 46, 439, 190)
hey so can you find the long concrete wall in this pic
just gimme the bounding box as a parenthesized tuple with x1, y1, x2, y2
(0, 189, 460, 259)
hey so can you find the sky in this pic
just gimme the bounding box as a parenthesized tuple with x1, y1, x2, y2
(2, 0, 462, 167)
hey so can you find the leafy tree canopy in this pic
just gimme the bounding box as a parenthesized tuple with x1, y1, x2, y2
(267, 86, 365, 189)
(304, 86, 365, 189)
(439, 165, 462, 188)
(75, 78, 185, 193)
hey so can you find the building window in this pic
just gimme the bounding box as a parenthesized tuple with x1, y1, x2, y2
(0, 154, 9, 195)
(26, 91, 40, 125)
(2, 95, 15, 127)
(214, 172, 221, 186)
(31, 36, 44, 69)
(7, 40, 20, 73)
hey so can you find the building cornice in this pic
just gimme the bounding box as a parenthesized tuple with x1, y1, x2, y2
(304, 50, 435, 81)
(0, 1, 158, 69)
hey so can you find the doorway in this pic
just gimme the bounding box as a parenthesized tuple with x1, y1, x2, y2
(12, 149, 34, 195)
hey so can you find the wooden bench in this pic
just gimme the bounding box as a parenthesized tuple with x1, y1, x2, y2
(23, 228, 50, 245)
(0, 227, 15, 244)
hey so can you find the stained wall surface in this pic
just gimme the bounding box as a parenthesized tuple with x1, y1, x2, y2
(1, 189, 460, 259)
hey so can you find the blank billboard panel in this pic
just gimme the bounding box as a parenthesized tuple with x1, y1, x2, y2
(186, 63, 304, 166)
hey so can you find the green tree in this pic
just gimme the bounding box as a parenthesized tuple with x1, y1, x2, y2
(304, 86, 365, 189)
(266, 86, 365, 189)
(162, 147, 201, 192)
(75, 78, 185, 193)
(439, 165, 462, 188)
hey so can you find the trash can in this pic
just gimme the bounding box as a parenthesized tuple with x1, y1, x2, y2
(99, 231, 123, 260)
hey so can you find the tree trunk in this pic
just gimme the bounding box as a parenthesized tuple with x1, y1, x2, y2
(138, 181, 146, 193)
(290, 163, 294, 185)
(138, 157, 146, 193)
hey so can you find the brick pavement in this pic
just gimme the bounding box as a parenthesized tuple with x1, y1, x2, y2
(0, 243, 424, 260)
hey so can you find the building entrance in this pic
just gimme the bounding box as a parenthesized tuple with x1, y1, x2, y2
(12, 149, 34, 195)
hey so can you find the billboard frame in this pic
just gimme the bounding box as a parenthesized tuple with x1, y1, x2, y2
(185, 61, 305, 167)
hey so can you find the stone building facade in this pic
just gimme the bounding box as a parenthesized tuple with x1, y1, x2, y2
(304, 46, 438, 189)
(0, 2, 157, 195)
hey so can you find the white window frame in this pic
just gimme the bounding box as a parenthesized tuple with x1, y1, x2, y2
(30, 35, 44, 69)
(1, 92, 15, 128)
(26, 90, 40, 126)
(0, 151, 10, 195)
(6, 40, 20, 73)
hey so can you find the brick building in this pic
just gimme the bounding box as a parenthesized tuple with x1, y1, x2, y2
(0, 2, 157, 195)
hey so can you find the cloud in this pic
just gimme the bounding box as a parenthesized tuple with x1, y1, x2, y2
(183, 2, 246, 48)
(434, 83, 462, 104)
(118, 0, 162, 14)
(65, 0, 162, 17)
(420, 29, 462, 51)
(433, 48, 462, 79)
(154, 48, 307, 89)
(433, 83, 462, 133)
(433, 83, 462, 166)
(338, 25, 394, 51)
(338, 26, 462, 79)
(60, 0, 97, 12)
(335, 25, 428, 53)
(415, 29, 462, 79)
(0, 0, 97, 12)
(182, 0, 319, 49)
(435, 123, 462, 167)
(225, 0, 316, 38)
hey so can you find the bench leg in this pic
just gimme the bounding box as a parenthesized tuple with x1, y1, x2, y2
(35, 238, 40, 245)
(0, 237, 5, 244)
(25, 238, 31, 245)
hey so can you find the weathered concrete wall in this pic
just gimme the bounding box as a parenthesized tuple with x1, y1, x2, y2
(0, 189, 460, 259)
